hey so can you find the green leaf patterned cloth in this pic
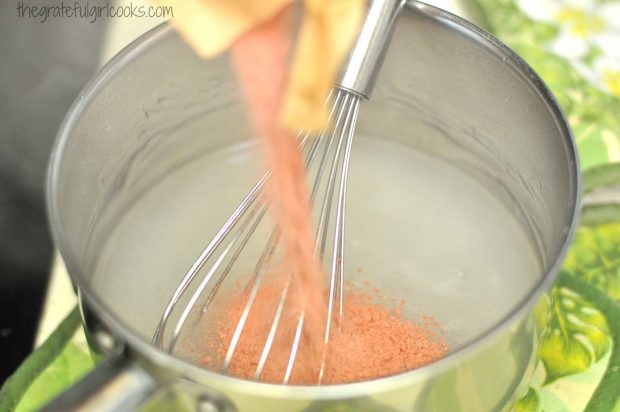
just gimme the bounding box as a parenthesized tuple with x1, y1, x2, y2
(474, 0, 620, 410)
(1, 0, 620, 411)
(475, 0, 620, 170)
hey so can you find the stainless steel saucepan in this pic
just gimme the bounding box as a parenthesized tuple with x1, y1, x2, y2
(45, 2, 580, 411)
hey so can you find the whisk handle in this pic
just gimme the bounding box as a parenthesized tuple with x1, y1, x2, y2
(338, 0, 405, 98)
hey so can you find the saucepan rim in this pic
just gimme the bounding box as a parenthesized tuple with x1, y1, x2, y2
(47, 0, 581, 400)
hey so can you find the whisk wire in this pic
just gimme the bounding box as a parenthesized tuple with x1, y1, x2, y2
(154, 131, 314, 348)
(252, 90, 347, 381)
(155, 88, 363, 385)
(152, 170, 270, 348)
(273, 91, 361, 383)
(222, 229, 280, 373)
(253, 272, 292, 380)
(283, 310, 306, 384)
(153, 0, 404, 385)
(200, 206, 269, 314)
(323, 93, 360, 341)
(336, 98, 360, 320)
(222, 90, 350, 380)
(317, 92, 361, 383)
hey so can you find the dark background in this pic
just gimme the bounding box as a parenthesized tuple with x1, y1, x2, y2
(0, 2, 106, 382)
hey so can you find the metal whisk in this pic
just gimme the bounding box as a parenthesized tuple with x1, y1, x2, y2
(153, 0, 404, 384)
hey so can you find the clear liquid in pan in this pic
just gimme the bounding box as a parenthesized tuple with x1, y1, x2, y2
(92, 135, 541, 354)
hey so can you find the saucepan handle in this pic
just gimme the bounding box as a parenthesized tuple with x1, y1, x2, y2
(40, 355, 157, 412)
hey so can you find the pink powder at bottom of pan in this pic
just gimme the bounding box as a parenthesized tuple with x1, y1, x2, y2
(201, 279, 448, 385)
